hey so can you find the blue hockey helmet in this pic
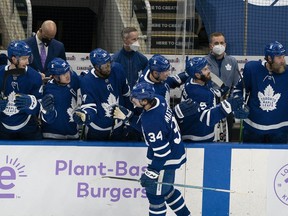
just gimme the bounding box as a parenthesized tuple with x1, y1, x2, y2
(148, 54, 170, 72)
(264, 41, 286, 60)
(185, 57, 208, 77)
(7, 40, 32, 61)
(47, 57, 70, 76)
(90, 48, 111, 68)
(131, 82, 155, 100)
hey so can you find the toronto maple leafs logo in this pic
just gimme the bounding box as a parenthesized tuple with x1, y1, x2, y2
(258, 85, 280, 112)
(101, 93, 118, 117)
(67, 97, 78, 122)
(3, 91, 19, 116)
(225, 63, 232, 71)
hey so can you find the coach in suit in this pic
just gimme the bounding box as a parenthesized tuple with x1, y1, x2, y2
(25, 20, 66, 79)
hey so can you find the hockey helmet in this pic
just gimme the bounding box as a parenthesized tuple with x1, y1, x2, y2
(7, 40, 33, 62)
(90, 48, 111, 68)
(47, 58, 70, 76)
(185, 57, 208, 77)
(148, 54, 170, 72)
(264, 41, 286, 60)
(131, 82, 155, 100)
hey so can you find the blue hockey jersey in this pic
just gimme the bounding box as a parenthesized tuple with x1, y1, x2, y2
(79, 62, 131, 140)
(140, 95, 186, 171)
(180, 78, 228, 142)
(41, 71, 80, 139)
(138, 67, 188, 105)
(234, 61, 288, 134)
(0, 65, 42, 131)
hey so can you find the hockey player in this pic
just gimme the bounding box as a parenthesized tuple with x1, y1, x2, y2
(138, 54, 188, 105)
(73, 48, 134, 141)
(40, 58, 80, 139)
(233, 41, 288, 143)
(0, 40, 42, 140)
(112, 82, 191, 216)
(179, 57, 247, 143)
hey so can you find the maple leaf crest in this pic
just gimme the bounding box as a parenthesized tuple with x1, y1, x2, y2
(225, 63, 232, 71)
(258, 85, 280, 112)
(101, 93, 118, 117)
(3, 91, 19, 116)
(67, 97, 78, 122)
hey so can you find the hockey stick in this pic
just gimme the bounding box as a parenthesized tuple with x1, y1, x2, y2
(236, 70, 247, 143)
(210, 73, 229, 142)
(210, 72, 224, 87)
(102, 175, 236, 193)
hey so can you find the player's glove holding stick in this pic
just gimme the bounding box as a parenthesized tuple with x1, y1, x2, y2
(73, 109, 91, 125)
(140, 168, 159, 188)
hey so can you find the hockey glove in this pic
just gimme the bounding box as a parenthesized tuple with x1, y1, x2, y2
(212, 84, 230, 98)
(0, 98, 8, 112)
(220, 97, 244, 115)
(41, 94, 55, 113)
(112, 105, 133, 122)
(14, 94, 38, 110)
(73, 110, 91, 125)
(173, 98, 199, 119)
(140, 169, 159, 188)
(234, 104, 250, 119)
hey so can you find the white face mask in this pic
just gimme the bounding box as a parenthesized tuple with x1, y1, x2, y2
(130, 41, 140, 52)
(212, 44, 225, 55)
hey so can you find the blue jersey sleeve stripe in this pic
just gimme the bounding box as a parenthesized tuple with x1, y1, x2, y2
(152, 142, 169, 151)
(154, 149, 171, 158)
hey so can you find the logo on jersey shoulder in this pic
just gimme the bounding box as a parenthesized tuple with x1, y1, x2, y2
(274, 164, 288, 206)
(258, 85, 280, 112)
(101, 93, 118, 117)
(245, 0, 288, 6)
(3, 91, 19, 116)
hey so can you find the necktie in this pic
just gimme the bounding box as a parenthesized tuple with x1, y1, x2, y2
(40, 43, 46, 68)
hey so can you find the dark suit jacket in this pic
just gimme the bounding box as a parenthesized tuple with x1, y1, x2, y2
(25, 36, 66, 76)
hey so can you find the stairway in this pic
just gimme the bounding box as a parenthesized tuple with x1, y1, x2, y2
(134, 0, 201, 55)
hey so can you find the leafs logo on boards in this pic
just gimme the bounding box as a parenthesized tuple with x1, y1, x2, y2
(0, 155, 27, 199)
(274, 164, 288, 205)
(245, 0, 288, 6)
(258, 85, 280, 112)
